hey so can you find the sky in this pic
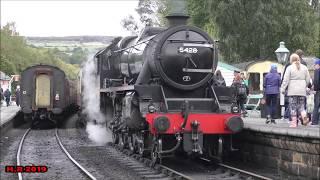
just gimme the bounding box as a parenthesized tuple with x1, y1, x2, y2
(1, 0, 140, 37)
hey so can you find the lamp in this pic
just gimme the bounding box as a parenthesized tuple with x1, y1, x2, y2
(275, 42, 290, 64)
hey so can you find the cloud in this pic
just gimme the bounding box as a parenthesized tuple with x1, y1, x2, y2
(1, 1, 139, 36)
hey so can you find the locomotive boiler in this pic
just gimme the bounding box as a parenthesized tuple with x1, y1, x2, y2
(96, 9, 243, 164)
(20, 64, 79, 125)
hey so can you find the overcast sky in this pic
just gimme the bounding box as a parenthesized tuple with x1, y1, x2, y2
(1, 0, 139, 37)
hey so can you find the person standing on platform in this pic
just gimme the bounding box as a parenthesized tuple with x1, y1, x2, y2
(295, 49, 308, 66)
(232, 74, 248, 116)
(281, 53, 311, 127)
(0, 87, 3, 105)
(233, 70, 240, 83)
(281, 49, 308, 121)
(15, 87, 21, 107)
(240, 72, 249, 86)
(263, 64, 281, 124)
(311, 58, 320, 126)
(4, 88, 11, 107)
(213, 70, 226, 87)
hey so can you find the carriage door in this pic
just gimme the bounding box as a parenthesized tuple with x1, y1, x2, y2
(35, 74, 51, 107)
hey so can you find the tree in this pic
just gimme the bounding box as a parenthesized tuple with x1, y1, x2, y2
(69, 47, 87, 64)
(0, 22, 79, 78)
(2, 22, 19, 36)
(121, 15, 140, 35)
(186, 0, 319, 62)
(0, 54, 16, 75)
(121, 0, 166, 35)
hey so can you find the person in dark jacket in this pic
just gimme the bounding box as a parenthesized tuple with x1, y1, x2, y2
(0, 87, 3, 101)
(232, 70, 240, 83)
(263, 64, 281, 124)
(295, 49, 308, 66)
(213, 70, 226, 87)
(15, 88, 20, 107)
(311, 58, 320, 125)
(232, 74, 249, 116)
(4, 89, 11, 107)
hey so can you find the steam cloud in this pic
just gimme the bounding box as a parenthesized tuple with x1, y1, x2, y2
(82, 55, 111, 145)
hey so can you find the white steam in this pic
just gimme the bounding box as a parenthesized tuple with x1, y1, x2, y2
(86, 122, 111, 145)
(82, 56, 111, 145)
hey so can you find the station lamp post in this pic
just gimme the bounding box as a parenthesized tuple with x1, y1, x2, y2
(275, 41, 290, 120)
(275, 41, 290, 65)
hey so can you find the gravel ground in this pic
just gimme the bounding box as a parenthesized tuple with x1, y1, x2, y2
(0, 124, 30, 180)
(20, 129, 86, 180)
(1, 114, 142, 180)
(58, 127, 141, 180)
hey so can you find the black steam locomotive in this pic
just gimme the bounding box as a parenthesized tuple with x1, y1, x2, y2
(20, 64, 79, 125)
(95, 13, 243, 164)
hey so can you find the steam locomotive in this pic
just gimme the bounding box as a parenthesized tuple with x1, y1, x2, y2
(20, 64, 79, 125)
(95, 13, 243, 164)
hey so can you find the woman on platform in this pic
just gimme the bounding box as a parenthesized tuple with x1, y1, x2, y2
(263, 64, 281, 124)
(281, 53, 311, 127)
(213, 70, 226, 87)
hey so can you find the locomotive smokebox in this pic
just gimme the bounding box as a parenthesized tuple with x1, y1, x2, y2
(166, 0, 189, 27)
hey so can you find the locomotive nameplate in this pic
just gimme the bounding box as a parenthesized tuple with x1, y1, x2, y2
(182, 68, 214, 73)
(183, 43, 213, 48)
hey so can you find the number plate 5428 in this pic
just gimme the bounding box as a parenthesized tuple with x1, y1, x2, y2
(178, 47, 198, 54)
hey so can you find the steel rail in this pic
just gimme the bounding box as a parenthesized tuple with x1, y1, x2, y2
(55, 128, 97, 180)
(16, 128, 31, 180)
(218, 163, 273, 180)
(159, 165, 193, 180)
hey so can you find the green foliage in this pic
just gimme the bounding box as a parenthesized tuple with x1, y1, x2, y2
(0, 22, 79, 79)
(121, 0, 167, 34)
(1, 54, 16, 75)
(186, 0, 320, 62)
(125, 0, 319, 61)
(69, 47, 88, 64)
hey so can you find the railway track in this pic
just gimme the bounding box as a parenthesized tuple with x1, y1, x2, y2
(16, 128, 97, 180)
(111, 144, 273, 180)
(14, 127, 274, 180)
(216, 163, 273, 180)
(107, 144, 192, 180)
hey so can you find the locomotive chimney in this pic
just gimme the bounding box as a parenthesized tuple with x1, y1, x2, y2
(166, 0, 189, 27)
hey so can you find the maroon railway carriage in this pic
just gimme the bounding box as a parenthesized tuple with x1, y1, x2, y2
(95, 13, 244, 165)
(20, 64, 79, 123)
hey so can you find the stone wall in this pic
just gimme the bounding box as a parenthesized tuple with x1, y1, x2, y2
(233, 130, 320, 179)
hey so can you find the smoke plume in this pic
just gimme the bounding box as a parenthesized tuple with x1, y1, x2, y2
(82, 56, 111, 145)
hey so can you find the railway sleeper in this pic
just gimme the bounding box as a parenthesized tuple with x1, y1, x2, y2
(142, 173, 169, 179)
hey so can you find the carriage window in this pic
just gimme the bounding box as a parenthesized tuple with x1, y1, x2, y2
(248, 73, 260, 92)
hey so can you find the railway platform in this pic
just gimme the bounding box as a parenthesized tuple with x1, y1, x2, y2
(0, 103, 20, 127)
(243, 111, 319, 138)
(237, 110, 319, 179)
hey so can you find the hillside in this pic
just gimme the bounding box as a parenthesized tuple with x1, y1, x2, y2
(26, 36, 115, 43)
(25, 35, 117, 66)
(26, 36, 114, 53)
(0, 24, 82, 79)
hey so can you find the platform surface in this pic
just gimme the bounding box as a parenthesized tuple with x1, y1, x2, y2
(243, 110, 320, 139)
(0, 101, 20, 127)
